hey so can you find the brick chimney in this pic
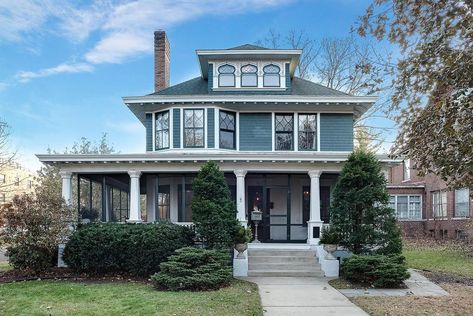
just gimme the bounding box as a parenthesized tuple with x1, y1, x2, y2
(154, 31, 170, 92)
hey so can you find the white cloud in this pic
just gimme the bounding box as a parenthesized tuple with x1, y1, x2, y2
(16, 62, 94, 82)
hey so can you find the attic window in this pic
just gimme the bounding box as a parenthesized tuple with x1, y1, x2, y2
(241, 64, 257, 87)
(263, 64, 280, 87)
(218, 64, 235, 87)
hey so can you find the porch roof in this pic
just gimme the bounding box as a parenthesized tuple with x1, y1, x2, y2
(36, 151, 401, 166)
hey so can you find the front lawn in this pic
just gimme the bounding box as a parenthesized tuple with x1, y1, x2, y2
(403, 239, 473, 278)
(0, 279, 262, 316)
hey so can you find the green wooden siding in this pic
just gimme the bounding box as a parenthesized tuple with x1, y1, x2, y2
(145, 113, 152, 151)
(173, 109, 180, 148)
(239, 113, 272, 151)
(319, 113, 354, 151)
(207, 108, 215, 148)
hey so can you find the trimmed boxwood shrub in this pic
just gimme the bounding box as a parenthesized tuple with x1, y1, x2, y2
(341, 254, 410, 288)
(63, 223, 194, 276)
(151, 247, 232, 291)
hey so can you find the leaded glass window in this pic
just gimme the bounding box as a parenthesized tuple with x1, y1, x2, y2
(275, 114, 293, 150)
(184, 109, 204, 147)
(155, 111, 169, 149)
(298, 114, 317, 150)
(219, 111, 236, 149)
(241, 64, 257, 87)
(455, 188, 470, 217)
(218, 64, 235, 87)
(263, 64, 280, 87)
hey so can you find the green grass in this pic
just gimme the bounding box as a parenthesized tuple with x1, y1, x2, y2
(403, 241, 473, 278)
(0, 279, 262, 316)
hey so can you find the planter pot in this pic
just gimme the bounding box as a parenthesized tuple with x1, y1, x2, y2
(323, 244, 338, 260)
(235, 243, 248, 259)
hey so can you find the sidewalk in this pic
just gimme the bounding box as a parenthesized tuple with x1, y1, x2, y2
(242, 277, 368, 316)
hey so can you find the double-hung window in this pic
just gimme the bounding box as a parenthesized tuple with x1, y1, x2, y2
(389, 195, 422, 219)
(298, 114, 317, 150)
(432, 191, 447, 218)
(275, 114, 294, 150)
(241, 64, 257, 87)
(219, 111, 236, 149)
(184, 109, 204, 148)
(218, 64, 235, 87)
(263, 64, 280, 87)
(455, 188, 470, 217)
(155, 111, 169, 150)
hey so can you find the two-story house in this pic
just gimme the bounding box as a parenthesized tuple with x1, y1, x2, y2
(37, 31, 398, 247)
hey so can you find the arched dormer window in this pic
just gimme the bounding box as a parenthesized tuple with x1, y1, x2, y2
(263, 64, 280, 87)
(241, 64, 258, 87)
(218, 64, 235, 87)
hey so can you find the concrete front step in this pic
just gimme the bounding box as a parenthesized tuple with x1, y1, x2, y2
(249, 263, 322, 271)
(249, 255, 316, 264)
(248, 250, 316, 257)
(248, 270, 324, 277)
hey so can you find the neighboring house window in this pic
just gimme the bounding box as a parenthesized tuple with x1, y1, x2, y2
(403, 159, 410, 180)
(0, 193, 5, 203)
(0, 174, 5, 184)
(155, 111, 170, 150)
(184, 109, 204, 148)
(157, 185, 170, 220)
(389, 195, 422, 219)
(263, 64, 280, 87)
(218, 64, 235, 87)
(432, 190, 447, 218)
(275, 114, 294, 150)
(14, 177, 19, 186)
(219, 111, 236, 149)
(298, 114, 317, 150)
(241, 64, 258, 87)
(455, 188, 470, 217)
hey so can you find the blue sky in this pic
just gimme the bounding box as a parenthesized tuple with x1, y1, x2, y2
(0, 0, 394, 171)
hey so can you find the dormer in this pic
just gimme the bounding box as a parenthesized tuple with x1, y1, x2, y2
(196, 44, 301, 94)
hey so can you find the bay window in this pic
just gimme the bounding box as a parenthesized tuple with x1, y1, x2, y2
(219, 110, 236, 149)
(155, 111, 169, 150)
(298, 114, 317, 150)
(275, 114, 294, 150)
(184, 109, 204, 148)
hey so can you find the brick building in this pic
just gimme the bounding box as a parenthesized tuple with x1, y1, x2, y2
(387, 160, 472, 239)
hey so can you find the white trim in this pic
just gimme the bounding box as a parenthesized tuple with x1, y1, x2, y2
(204, 108, 208, 149)
(317, 112, 321, 152)
(123, 95, 378, 104)
(236, 111, 240, 151)
(151, 112, 156, 151)
(294, 112, 299, 152)
(169, 109, 174, 149)
(196, 49, 302, 55)
(271, 112, 275, 151)
(214, 108, 219, 149)
(179, 108, 183, 148)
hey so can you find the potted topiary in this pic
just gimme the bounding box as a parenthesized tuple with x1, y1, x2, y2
(319, 225, 339, 260)
(234, 225, 252, 259)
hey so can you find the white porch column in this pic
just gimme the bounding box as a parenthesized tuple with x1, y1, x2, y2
(127, 170, 142, 223)
(308, 170, 323, 245)
(234, 169, 247, 227)
(59, 171, 72, 206)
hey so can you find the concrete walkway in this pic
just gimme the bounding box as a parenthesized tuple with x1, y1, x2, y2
(242, 277, 368, 316)
(339, 269, 449, 298)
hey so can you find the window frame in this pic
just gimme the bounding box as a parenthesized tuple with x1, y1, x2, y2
(219, 110, 236, 150)
(218, 64, 236, 87)
(274, 113, 294, 151)
(297, 113, 317, 151)
(454, 187, 470, 218)
(155, 110, 170, 150)
(183, 109, 205, 148)
(240, 64, 258, 87)
(157, 185, 171, 220)
(263, 64, 281, 87)
(432, 190, 447, 218)
(389, 194, 423, 220)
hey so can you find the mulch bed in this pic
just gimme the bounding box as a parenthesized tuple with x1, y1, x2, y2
(0, 267, 151, 284)
(420, 270, 473, 286)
